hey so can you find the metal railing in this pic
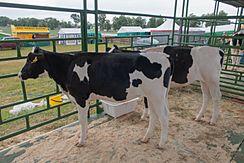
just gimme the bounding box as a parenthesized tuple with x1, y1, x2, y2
(0, 37, 103, 141)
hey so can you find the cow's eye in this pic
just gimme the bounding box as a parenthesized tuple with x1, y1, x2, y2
(31, 57, 38, 63)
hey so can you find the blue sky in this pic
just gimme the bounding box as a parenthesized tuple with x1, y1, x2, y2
(0, 0, 238, 22)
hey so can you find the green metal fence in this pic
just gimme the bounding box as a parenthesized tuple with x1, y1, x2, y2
(0, 0, 243, 142)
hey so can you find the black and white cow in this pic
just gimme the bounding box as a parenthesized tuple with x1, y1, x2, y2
(19, 47, 173, 148)
(230, 31, 244, 70)
(108, 45, 224, 125)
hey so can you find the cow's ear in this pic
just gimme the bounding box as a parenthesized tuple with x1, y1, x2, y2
(32, 46, 43, 53)
(113, 45, 119, 49)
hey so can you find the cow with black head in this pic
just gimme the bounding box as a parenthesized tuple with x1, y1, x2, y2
(19, 47, 173, 148)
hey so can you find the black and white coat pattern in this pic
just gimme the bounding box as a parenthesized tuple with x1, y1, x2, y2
(109, 45, 223, 125)
(19, 47, 173, 148)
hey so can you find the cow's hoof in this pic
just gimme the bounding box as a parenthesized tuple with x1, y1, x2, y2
(209, 121, 216, 126)
(141, 115, 149, 121)
(156, 144, 165, 150)
(132, 139, 144, 145)
(194, 117, 201, 122)
(141, 137, 149, 143)
(75, 142, 86, 147)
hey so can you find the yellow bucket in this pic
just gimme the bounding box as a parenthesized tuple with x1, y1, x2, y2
(49, 95, 63, 107)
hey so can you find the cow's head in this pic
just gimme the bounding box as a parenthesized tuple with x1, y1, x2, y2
(19, 47, 46, 80)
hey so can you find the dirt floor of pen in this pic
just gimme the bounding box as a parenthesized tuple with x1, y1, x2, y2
(0, 86, 243, 163)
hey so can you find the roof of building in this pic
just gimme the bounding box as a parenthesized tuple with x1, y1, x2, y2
(156, 19, 180, 31)
(58, 28, 100, 34)
(117, 26, 145, 33)
(205, 24, 236, 33)
(11, 25, 49, 34)
(215, 0, 244, 7)
(58, 28, 81, 34)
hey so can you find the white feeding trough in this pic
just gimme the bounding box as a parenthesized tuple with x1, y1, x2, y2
(101, 98, 139, 118)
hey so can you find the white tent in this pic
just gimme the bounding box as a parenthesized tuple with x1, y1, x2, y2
(58, 28, 81, 34)
(117, 26, 144, 34)
(156, 19, 180, 31)
(205, 24, 236, 33)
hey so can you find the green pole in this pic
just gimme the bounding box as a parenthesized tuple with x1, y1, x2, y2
(238, 7, 243, 31)
(179, 0, 186, 45)
(234, 8, 240, 32)
(183, 0, 189, 45)
(94, 0, 99, 52)
(172, 0, 178, 45)
(82, 0, 88, 52)
(209, 0, 218, 45)
(21, 81, 27, 101)
(213, 1, 219, 45)
(52, 40, 56, 52)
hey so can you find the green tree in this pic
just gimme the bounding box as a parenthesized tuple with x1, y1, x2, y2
(147, 18, 165, 28)
(104, 19, 111, 31)
(59, 20, 72, 28)
(156, 18, 165, 27)
(0, 16, 12, 26)
(87, 22, 93, 30)
(147, 18, 157, 28)
(98, 14, 106, 30)
(202, 10, 230, 27)
(133, 17, 146, 27)
(70, 14, 80, 27)
(44, 17, 60, 29)
(189, 13, 201, 27)
(112, 15, 129, 30)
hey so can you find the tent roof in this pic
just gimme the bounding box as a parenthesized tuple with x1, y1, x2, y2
(156, 19, 180, 31)
(205, 24, 236, 33)
(143, 28, 157, 32)
(117, 26, 144, 33)
(58, 28, 99, 34)
(58, 28, 81, 34)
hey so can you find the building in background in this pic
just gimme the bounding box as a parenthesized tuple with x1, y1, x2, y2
(58, 28, 102, 45)
(11, 25, 50, 47)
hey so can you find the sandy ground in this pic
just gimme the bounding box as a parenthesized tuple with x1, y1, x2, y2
(1, 87, 244, 163)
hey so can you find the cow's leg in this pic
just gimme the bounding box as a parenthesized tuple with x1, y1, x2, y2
(148, 97, 169, 148)
(208, 82, 221, 125)
(142, 99, 157, 142)
(157, 103, 169, 148)
(75, 103, 89, 147)
(141, 97, 149, 120)
(195, 81, 211, 121)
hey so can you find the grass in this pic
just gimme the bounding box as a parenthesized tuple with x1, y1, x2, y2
(0, 42, 129, 142)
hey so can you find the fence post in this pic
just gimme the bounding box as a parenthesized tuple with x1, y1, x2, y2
(172, 0, 178, 45)
(94, 0, 99, 53)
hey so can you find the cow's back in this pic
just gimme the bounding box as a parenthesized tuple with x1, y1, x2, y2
(70, 52, 170, 102)
(143, 45, 222, 86)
